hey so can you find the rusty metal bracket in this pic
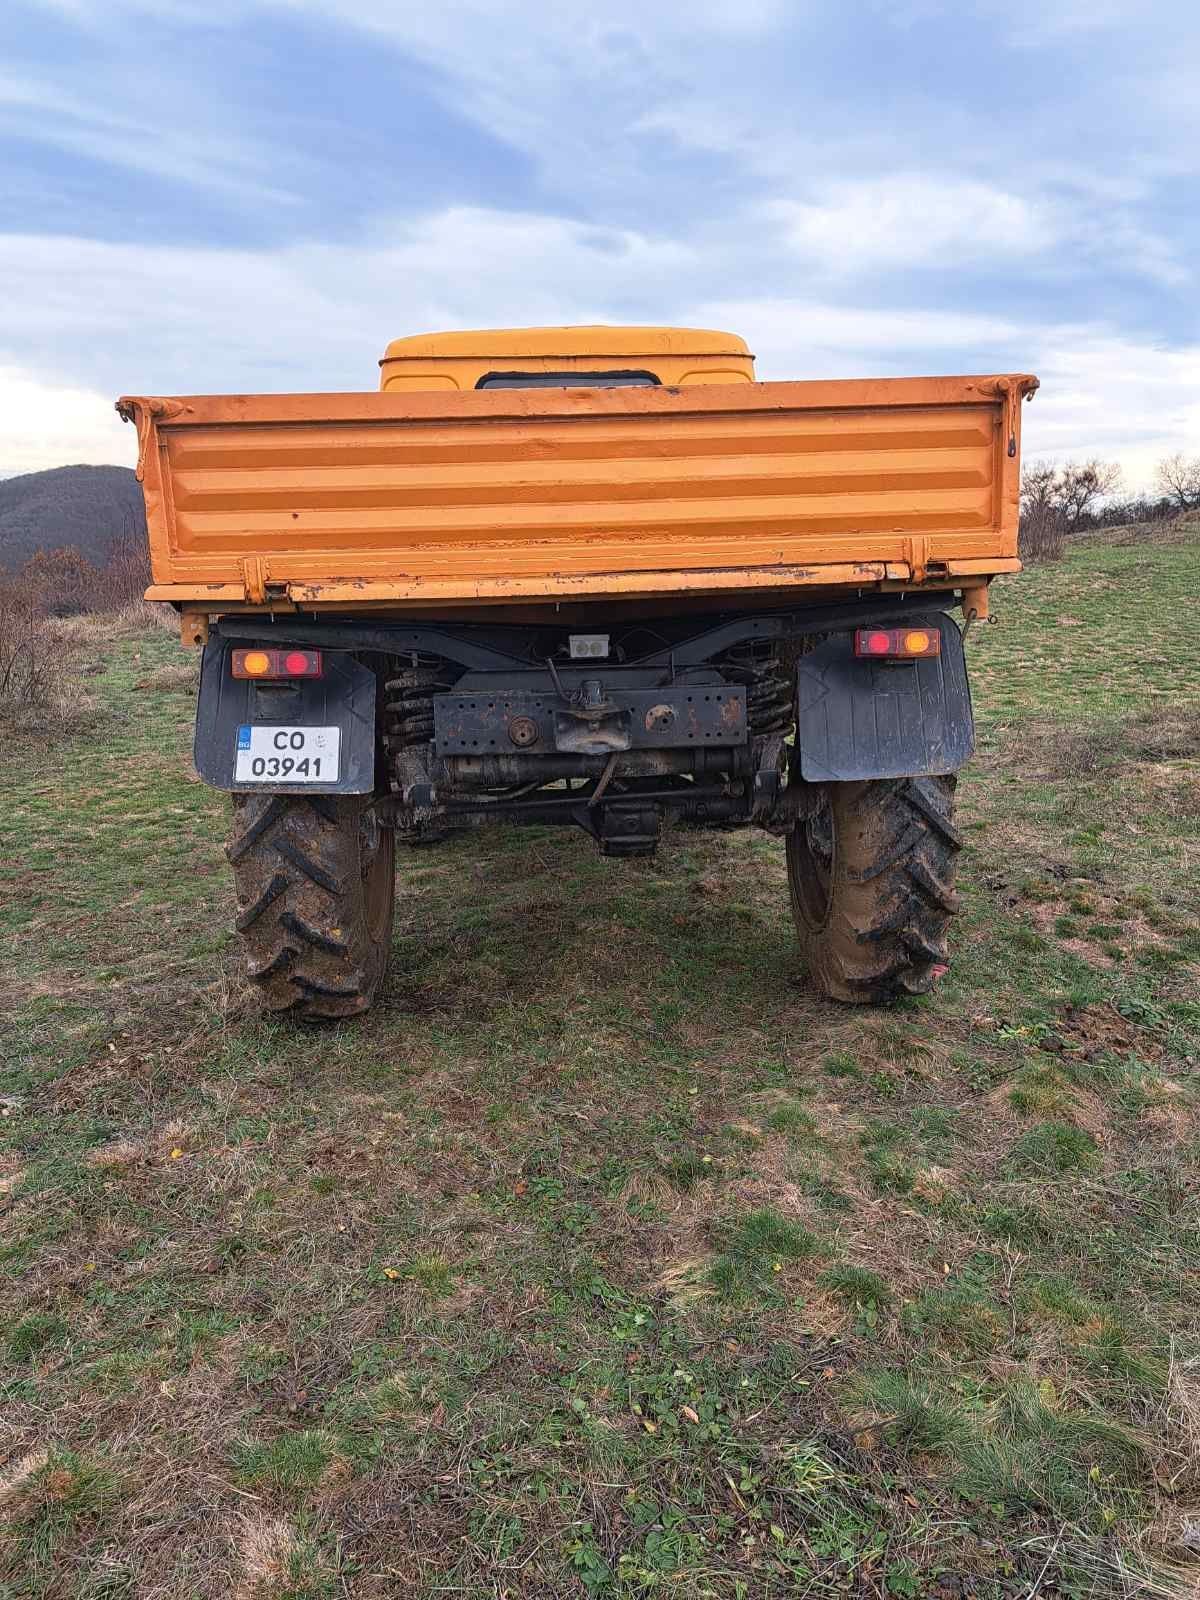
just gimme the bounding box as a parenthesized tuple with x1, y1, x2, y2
(960, 583, 990, 626)
(115, 396, 187, 481)
(240, 555, 269, 605)
(991, 375, 1039, 457)
(180, 608, 210, 648)
(904, 535, 931, 584)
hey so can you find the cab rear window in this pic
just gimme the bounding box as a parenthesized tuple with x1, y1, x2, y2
(476, 370, 660, 389)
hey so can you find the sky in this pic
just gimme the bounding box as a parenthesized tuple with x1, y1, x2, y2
(2, 0, 1198, 487)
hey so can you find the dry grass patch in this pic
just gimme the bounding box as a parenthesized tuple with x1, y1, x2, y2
(1100, 514, 1200, 548)
(0, 1450, 50, 1511)
(1014, 706, 1200, 783)
(133, 661, 198, 693)
(45, 600, 175, 645)
(1138, 1355, 1200, 1588)
(231, 1514, 302, 1600)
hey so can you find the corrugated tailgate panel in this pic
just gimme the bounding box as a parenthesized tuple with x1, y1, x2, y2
(159, 400, 1003, 583)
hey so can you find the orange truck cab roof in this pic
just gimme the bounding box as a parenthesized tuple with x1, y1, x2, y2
(378, 325, 756, 392)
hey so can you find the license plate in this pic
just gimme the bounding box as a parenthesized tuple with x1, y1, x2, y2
(234, 724, 340, 783)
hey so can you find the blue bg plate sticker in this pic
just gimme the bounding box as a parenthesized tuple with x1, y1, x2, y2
(233, 725, 340, 783)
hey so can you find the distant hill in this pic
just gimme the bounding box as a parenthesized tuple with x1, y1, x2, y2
(0, 465, 146, 572)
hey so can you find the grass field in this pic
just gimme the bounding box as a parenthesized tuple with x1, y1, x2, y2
(2, 526, 1198, 1599)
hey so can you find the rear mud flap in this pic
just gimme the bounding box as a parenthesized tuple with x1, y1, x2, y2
(796, 614, 973, 782)
(193, 638, 377, 794)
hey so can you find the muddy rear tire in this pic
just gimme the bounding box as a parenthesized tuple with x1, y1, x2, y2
(787, 776, 960, 1003)
(227, 794, 395, 1020)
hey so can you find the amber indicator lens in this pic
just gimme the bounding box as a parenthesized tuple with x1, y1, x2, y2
(854, 627, 940, 659)
(231, 648, 323, 679)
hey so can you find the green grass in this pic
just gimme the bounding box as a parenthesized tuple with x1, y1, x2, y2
(6, 1311, 69, 1362)
(852, 1368, 976, 1452)
(232, 1431, 336, 1492)
(818, 1264, 892, 1321)
(0, 1451, 123, 1592)
(2, 525, 1199, 1597)
(1009, 1119, 1100, 1174)
(709, 1206, 824, 1300)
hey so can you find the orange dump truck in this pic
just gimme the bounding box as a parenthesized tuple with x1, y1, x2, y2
(119, 327, 1037, 1019)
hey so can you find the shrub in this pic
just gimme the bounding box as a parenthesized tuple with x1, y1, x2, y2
(0, 587, 78, 721)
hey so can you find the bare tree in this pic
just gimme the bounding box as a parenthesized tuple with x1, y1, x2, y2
(1019, 461, 1057, 517)
(19, 545, 100, 616)
(1019, 458, 1123, 560)
(1019, 461, 1066, 560)
(94, 515, 153, 609)
(1054, 460, 1123, 526)
(1155, 452, 1200, 513)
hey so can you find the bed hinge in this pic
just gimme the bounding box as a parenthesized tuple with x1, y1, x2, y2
(904, 536, 931, 583)
(240, 556, 271, 604)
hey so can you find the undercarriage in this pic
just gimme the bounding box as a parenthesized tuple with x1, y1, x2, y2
(379, 636, 792, 856)
(209, 596, 966, 850)
(199, 598, 973, 1017)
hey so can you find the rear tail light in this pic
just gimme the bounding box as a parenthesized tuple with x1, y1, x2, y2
(231, 648, 323, 679)
(854, 627, 940, 660)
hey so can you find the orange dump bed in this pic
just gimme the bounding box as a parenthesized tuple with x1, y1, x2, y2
(118, 375, 1036, 614)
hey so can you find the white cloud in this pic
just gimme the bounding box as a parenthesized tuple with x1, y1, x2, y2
(696, 297, 1023, 371)
(0, 365, 134, 476)
(1022, 329, 1200, 487)
(31, 0, 250, 25)
(3, 210, 1197, 489)
(274, 0, 784, 50)
(994, 0, 1154, 43)
(20, 0, 1192, 302)
(261, 0, 786, 194)
(0, 211, 696, 402)
(770, 175, 1055, 274)
(767, 173, 1185, 289)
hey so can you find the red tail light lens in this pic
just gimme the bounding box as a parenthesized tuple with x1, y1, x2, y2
(231, 648, 323, 679)
(854, 627, 940, 660)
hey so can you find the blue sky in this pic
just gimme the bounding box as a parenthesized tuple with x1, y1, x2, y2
(2, 0, 1197, 484)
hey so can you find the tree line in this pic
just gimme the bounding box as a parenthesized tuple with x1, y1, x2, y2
(1020, 453, 1200, 561)
(0, 521, 151, 617)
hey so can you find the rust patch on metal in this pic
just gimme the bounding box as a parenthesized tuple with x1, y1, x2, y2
(180, 608, 209, 648)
